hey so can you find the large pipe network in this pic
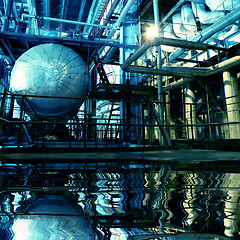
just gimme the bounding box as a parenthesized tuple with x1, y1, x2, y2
(162, 0, 239, 52)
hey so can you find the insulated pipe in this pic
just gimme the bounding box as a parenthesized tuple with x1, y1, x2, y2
(162, 24, 178, 39)
(169, 3, 240, 61)
(191, 1, 225, 25)
(172, 9, 192, 39)
(206, 0, 239, 11)
(181, 2, 197, 32)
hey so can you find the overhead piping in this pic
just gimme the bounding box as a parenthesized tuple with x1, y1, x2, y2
(121, 36, 228, 71)
(121, 36, 240, 78)
(98, 0, 136, 59)
(22, 14, 113, 30)
(122, 55, 240, 78)
(191, 1, 225, 25)
(168, 2, 240, 61)
(106, 0, 136, 40)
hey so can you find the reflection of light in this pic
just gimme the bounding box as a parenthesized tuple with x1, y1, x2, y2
(146, 25, 158, 39)
(12, 219, 31, 240)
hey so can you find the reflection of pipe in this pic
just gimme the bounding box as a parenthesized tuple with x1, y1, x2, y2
(169, 3, 240, 61)
(192, 1, 225, 25)
(122, 55, 240, 78)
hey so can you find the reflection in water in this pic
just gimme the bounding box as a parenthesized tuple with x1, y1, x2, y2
(0, 161, 239, 239)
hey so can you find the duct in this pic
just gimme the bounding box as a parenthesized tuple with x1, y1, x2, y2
(181, 2, 197, 32)
(205, 0, 239, 11)
(172, 9, 192, 39)
(169, 3, 240, 62)
(122, 55, 240, 79)
(161, 24, 178, 52)
(191, 1, 225, 25)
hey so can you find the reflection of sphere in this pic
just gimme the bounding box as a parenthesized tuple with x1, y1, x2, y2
(10, 43, 89, 120)
(11, 194, 96, 240)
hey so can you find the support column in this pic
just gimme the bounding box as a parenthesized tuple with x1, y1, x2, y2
(223, 70, 240, 139)
(184, 83, 197, 139)
(153, 0, 164, 145)
(119, 2, 141, 143)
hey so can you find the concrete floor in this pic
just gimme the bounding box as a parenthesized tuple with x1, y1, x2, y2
(1, 149, 240, 169)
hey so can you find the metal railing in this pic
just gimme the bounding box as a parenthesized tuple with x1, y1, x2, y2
(0, 92, 240, 149)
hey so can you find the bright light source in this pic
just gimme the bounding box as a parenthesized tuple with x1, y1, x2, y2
(146, 25, 159, 39)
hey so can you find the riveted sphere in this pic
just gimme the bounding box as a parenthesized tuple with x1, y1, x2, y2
(10, 43, 89, 120)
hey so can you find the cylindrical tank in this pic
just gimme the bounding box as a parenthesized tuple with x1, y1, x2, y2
(10, 43, 90, 120)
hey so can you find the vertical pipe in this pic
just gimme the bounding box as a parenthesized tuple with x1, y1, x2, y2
(84, 99, 87, 149)
(3, 0, 13, 31)
(223, 69, 240, 139)
(153, 0, 164, 145)
(206, 85, 212, 139)
(185, 83, 197, 139)
(0, 88, 7, 140)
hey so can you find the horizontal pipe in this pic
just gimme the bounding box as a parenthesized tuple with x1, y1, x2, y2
(123, 55, 240, 78)
(22, 14, 114, 29)
(121, 36, 228, 71)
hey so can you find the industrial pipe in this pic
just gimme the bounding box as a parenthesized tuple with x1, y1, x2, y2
(191, 1, 225, 25)
(181, 2, 197, 32)
(22, 14, 113, 29)
(121, 36, 228, 71)
(122, 55, 240, 78)
(172, 9, 192, 39)
(205, 0, 239, 11)
(169, 2, 240, 61)
(107, 0, 136, 39)
(0, 55, 13, 65)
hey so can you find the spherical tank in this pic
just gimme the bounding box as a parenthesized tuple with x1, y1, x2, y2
(10, 43, 90, 120)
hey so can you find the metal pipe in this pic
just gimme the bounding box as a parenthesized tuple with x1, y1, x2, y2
(121, 36, 228, 71)
(107, 0, 136, 39)
(0, 54, 13, 65)
(153, 0, 164, 145)
(169, 2, 240, 61)
(123, 55, 240, 78)
(98, 0, 136, 59)
(22, 13, 113, 29)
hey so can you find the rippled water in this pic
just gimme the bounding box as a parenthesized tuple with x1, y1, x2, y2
(0, 160, 239, 239)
